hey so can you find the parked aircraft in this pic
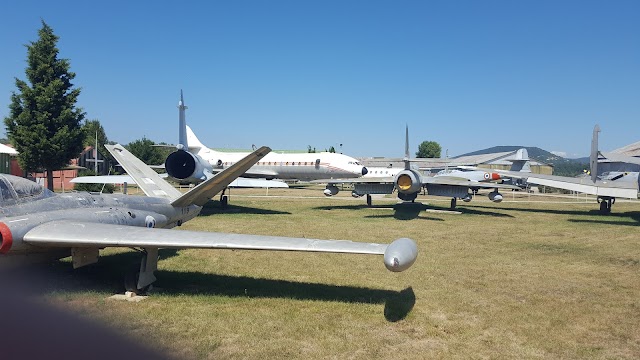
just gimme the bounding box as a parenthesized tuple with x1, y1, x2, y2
(164, 92, 368, 188)
(71, 92, 288, 201)
(0, 144, 418, 293)
(486, 125, 639, 214)
(320, 126, 520, 208)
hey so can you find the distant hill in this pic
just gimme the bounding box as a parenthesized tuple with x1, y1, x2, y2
(456, 146, 589, 176)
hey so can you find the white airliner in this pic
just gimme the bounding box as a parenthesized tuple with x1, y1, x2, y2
(183, 125, 367, 181)
(165, 91, 368, 182)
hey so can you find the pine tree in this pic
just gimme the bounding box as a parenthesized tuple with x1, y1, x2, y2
(4, 21, 85, 190)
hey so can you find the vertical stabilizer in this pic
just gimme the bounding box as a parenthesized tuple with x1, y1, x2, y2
(185, 125, 206, 152)
(509, 148, 531, 173)
(403, 125, 411, 170)
(590, 125, 600, 183)
(178, 90, 188, 150)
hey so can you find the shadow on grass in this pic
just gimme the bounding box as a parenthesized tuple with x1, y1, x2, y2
(22, 249, 415, 322)
(312, 204, 396, 211)
(567, 219, 640, 227)
(314, 202, 512, 219)
(426, 204, 515, 218)
(470, 204, 640, 221)
(156, 271, 416, 322)
(199, 201, 290, 216)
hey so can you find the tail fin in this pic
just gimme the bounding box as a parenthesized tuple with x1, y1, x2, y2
(177, 91, 205, 153)
(509, 148, 531, 172)
(171, 146, 271, 207)
(178, 90, 188, 150)
(403, 125, 411, 170)
(186, 125, 206, 152)
(590, 124, 600, 183)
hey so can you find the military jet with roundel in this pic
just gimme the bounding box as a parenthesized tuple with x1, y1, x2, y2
(320, 126, 521, 208)
(0, 144, 418, 294)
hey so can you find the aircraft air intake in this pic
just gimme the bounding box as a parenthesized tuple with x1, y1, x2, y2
(0, 222, 13, 254)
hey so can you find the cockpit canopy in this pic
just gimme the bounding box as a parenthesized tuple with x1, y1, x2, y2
(0, 174, 54, 205)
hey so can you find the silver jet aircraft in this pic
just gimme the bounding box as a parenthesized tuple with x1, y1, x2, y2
(481, 125, 639, 214)
(321, 126, 521, 209)
(0, 144, 418, 293)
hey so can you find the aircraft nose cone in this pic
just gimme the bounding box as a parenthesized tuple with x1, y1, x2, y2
(361, 167, 368, 176)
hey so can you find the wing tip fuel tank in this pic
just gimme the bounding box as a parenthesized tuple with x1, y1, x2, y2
(384, 238, 418, 272)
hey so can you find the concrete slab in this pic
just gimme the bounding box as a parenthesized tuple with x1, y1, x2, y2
(108, 291, 148, 302)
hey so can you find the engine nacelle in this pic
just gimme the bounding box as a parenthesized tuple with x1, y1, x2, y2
(394, 169, 422, 195)
(214, 159, 223, 169)
(488, 191, 503, 203)
(165, 150, 213, 183)
(324, 185, 339, 196)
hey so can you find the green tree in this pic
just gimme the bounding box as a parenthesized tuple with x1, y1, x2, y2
(416, 141, 442, 158)
(4, 21, 85, 190)
(327, 146, 336, 153)
(307, 145, 316, 153)
(125, 137, 169, 165)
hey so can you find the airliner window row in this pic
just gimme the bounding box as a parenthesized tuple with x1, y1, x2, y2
(223, 162, 321, 166)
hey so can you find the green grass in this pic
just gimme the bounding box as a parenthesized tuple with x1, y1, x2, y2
(43, 187, 640, 359)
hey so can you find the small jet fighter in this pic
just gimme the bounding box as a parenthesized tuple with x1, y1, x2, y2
(482, 125, 639, 214)
(0, 144, 418, 293)
(320, 126, 521, 208)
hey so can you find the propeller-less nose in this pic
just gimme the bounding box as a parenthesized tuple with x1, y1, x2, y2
(361, 167, 368, 176)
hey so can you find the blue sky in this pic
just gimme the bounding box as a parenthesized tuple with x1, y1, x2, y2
(0, 1, 638, 158)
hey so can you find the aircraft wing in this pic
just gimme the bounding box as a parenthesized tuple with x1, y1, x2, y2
(422, 176, 521, 190)
(71, 175, 135, 184)
(71, 174, 288, 188)
(491, 169, 638, 198)
(229, 178, 288, 188)
(23, 220, 418, 272)
(312, 177, 396, 184)
(600, 152, 640, 166)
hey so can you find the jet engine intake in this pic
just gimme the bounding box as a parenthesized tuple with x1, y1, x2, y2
(488, 191, 503, 203)
(165, 150, 212, 183)
(324, 185, 339, 196)
(0, 222, 13, 254)
(394, 170, 421, 195)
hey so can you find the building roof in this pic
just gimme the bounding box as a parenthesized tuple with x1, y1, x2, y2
(611, 141, 640, 157)
(0, 144, 18, 155)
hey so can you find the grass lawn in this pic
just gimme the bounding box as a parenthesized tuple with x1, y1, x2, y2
(35, 187, 640, 359)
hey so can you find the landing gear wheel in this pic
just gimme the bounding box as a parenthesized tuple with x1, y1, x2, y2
(366, 194, 372, 207)
(599, 199, 612, 215)
(450, 198, 457, 209)
(220, 195, 228, 209)
(124, 266, 150, 295)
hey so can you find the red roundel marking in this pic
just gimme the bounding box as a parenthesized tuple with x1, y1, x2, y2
(0, 222, 13, 254)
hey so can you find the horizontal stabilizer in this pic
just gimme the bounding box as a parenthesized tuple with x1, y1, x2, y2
(105, 144, 181, 200)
